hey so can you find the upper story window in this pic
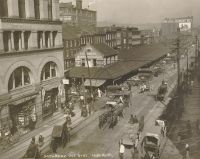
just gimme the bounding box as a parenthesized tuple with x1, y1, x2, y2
(48, 0, 53, 20)
(37, 31, 43, 49)
(0, 0, 8, 17)
(45, 31, 50, 48)
(14, 31, 21, 51)
(34, 0, 40, 19)
(8, 67, 31, 91)
(52, 31, 57, 47)
(24, 31, 31, 50)
(18, 0, 26, 18)
(3, 31, 10, 52)
(41, 62, 57, 81)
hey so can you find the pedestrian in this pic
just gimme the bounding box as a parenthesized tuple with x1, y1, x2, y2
(80, 95, 84, 108)
(119, 143, 125, 159)
(97, 88, 102, 98)
(186, 120, 192, 135)
(119, 96, 124, 104)
(50, 138, 57, 153)
(86, 104, 91, 115)
(196, 119, 200, 133)
(185, 144, 190, 159)
(134, 138, 138, 150)
(25, 137, 40, 159)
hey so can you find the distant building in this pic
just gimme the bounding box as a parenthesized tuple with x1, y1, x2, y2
(115, 27, 142, 49)
(75, 43, 118, 68)
(161, 16, 193, 38)
(59, 0, 97, 30)
(0, 0, 64, 134)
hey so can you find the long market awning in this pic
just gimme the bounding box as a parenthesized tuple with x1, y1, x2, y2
(84, 79, 106, 87)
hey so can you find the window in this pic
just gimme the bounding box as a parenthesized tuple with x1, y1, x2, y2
(48, 0, 53, 20)
(3, 31, 10, 52)
(65, 41, 69, 48)
(18, 0, 26, 18)
(24, 31, 30, 50)
(37, 31, 43, 48)
(8, 67, 31, 91)
(34, 0, 40, 19)
(14, 31, 20, 51)
(52, 31, 57, 47)
(45, 32, 50, 48)
(0, 0, 8, 17)
(81, 59, 85, 67)
(93, 59, 97, 66)
(41, 62, 57, 81)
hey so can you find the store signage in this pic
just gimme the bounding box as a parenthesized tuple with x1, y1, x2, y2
(12, 95, 36, 105)
(63, 79, 70, 85)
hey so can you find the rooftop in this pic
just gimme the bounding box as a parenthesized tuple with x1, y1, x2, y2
(69, 43, 169, 80)
(92, 43, 118, 57)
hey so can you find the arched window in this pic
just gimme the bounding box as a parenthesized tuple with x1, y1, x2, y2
(41, 62, 57, 81)
(8, 67, 31, 91)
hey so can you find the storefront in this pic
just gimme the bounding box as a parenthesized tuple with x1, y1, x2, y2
(42, 88, 59, 118)
(8, 95, 37, 135)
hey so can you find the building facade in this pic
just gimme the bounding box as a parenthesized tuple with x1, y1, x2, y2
(116, 27, 142, 49)
(75, 43, 118, 68)
(0, 0, 64, 135)
(59, 0, 97, 30)
(161, 16, 193, 39)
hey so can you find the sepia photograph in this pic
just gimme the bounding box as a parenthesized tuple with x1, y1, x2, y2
(0, 0, 200, 158)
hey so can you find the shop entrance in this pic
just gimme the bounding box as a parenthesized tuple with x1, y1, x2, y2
(42, 88, 58, 119)
(9, 99, 36, 135)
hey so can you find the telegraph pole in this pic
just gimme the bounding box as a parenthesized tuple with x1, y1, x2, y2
(85, 50, 93, 97)
(177, 37, 181, 93)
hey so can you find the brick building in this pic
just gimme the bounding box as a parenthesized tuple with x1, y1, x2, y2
(59, 0, 97, 30)
(115, 27, 142, 49)
(0, 0, 64, 135)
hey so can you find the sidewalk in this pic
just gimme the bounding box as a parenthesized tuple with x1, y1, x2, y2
(0, 97, 107, 159)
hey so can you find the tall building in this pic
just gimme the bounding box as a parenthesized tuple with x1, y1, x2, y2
(0, 0, 64, 135)
(161, 16, 193, 39)
(59, 0, 97, 30)
(115, 27, 142, 49)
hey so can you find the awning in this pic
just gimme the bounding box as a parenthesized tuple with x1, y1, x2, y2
(11, 95, 37, 105)
(84, 79, 106, 87)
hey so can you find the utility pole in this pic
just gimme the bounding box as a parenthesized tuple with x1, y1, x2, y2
(85, 50, 93, 97)
(186, 49, 189, 84)
(176, 37, 181, 93)
(196, 35, 199, 68)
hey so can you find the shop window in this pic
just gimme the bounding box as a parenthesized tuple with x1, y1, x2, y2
(34, 0, 40, 19)
(81, 59, 85, 67)
(41, 62, 57, 81)
(18, 0, 26, 18)
(0, 0, 8, 17)
(8, 67, 31, 91)
(93, 59, 97, 66)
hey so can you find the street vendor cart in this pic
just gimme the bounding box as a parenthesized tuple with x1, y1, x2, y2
(51, 125, 68, 148)
(156, 81, 168, 101)
(141, 125, 163, 159)
(122, 122, 139, 149)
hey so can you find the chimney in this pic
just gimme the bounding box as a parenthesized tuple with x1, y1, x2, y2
(76, 0, 82, 9)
